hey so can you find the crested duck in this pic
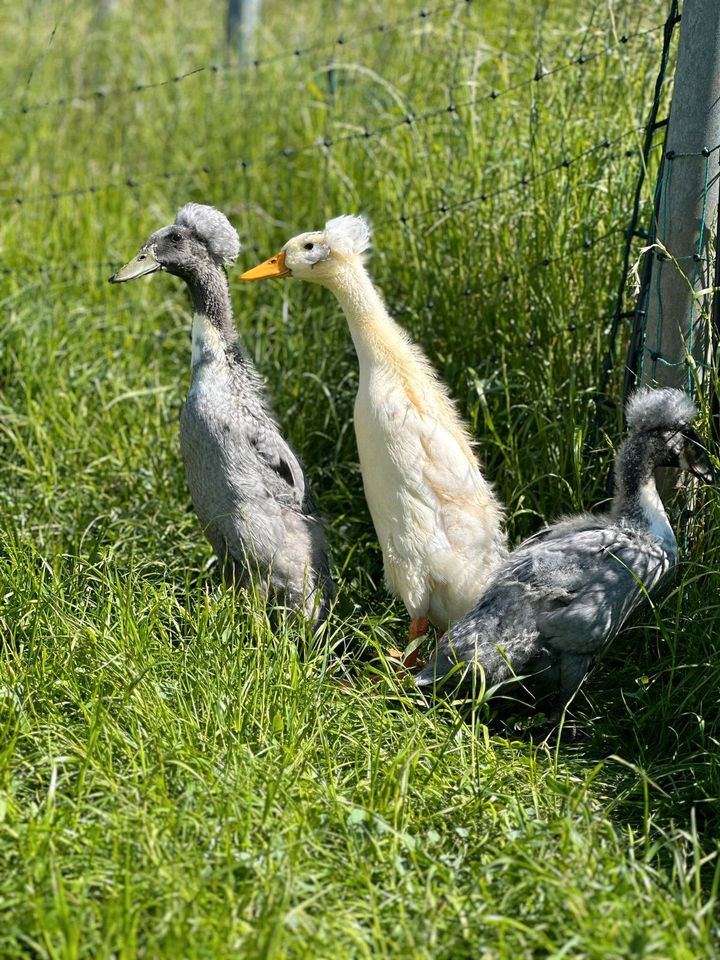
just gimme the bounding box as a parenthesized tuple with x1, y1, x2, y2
(415, 388, 715, 709)
(242, 215, 506, 641)
(110, 203, 333, 624)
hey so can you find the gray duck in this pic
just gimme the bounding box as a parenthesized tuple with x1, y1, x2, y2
(110, 203, 333, 624)
(415, 388, 714, 709)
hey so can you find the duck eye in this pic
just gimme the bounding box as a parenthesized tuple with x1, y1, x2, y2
(304, 242, 314, 251)
(169, 232, 182, 243)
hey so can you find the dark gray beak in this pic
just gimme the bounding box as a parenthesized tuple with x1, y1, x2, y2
(684, 440, 717, 485)
(109, 247, 161, 283)
(689, 457, 718, 485)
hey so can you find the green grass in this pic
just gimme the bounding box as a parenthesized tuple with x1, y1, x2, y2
(1, 0, 720, 956)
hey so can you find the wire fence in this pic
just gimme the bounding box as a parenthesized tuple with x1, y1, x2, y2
(0, 125, 651, 285)
(0, 0, 689, 416)
(597, 0, 719, 436)
(0, 0, 466, 118)
(1, 0, 665, 126)
(1, 21, 661, 211)
(0, 1, 666, 292)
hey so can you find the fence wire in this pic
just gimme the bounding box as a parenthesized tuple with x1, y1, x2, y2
(594, 0, 681, 422)
(0, 0, 678, 412)
(1, 21, 661, 212)
(0, 0, 465, 118)
(0, 2, 663, 127)
(0, 123, 646, 284)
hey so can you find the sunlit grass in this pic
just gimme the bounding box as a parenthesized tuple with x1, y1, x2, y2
(1, 0, 719, 956)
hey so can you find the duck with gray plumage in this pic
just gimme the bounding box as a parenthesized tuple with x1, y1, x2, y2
(109, 203, 333, 624)
(416, 388, 715, 709)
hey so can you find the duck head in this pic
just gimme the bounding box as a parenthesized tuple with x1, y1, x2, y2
(241, 214, 371, 287)
(109, 203, 241, 284)
(621, 387, 716, 485)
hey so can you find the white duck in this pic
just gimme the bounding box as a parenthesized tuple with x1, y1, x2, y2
(242, 215, 506, 642)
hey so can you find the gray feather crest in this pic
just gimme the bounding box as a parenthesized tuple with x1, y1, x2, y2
(626, 387, 697, 433)
(175, 203, 241, 264)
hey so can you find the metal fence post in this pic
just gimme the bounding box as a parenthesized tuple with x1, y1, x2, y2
(640, 0, 720, 391)
(227, 0, 262, 59)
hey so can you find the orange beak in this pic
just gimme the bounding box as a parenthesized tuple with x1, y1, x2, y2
(240, 250, 291, 281)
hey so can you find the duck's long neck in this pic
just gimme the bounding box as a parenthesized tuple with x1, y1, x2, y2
(612, 435, 674, 547)
(327, 263, 413, 371)
(185, 261, 243, 374)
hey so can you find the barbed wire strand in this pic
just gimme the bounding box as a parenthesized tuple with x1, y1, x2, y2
(1, 2, 664, 126)
(0, 220, 626, 297)
(385, 126, 642, 228)
(2, 22, 662, 213)
(0, 0, 467, 118)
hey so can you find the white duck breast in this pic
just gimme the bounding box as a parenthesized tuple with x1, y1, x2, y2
(415, 387, 714, 709)
(351, 313, 504, 627)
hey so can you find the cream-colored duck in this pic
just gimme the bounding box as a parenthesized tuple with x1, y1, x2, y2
(242, 215, 506, 641)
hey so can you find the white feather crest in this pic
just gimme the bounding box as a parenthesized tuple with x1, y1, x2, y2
(324, 214, 372, 257)
(626, 387, 697, 433)
(175, 203, 241, 264)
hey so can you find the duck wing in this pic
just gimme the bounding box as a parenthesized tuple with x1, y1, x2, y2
(250, 424, 306, 510)
(507, 523, 673, 654)
(416, 521, 674, 695)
